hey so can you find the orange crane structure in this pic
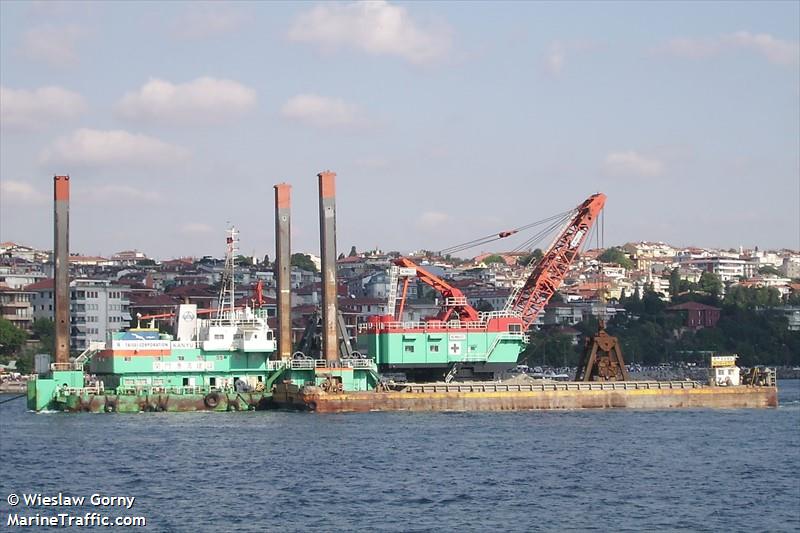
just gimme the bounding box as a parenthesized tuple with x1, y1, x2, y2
(363, 193, 608, 381)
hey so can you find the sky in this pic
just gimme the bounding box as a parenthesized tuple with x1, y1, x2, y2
(1, 1, 799, 260)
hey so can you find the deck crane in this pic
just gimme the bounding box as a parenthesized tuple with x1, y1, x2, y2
(503, 192, 606, 329)
(390, 257, 479, 323)
(362, 193, 607, 382)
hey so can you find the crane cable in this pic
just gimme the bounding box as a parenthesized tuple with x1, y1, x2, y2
(438, 208, 576, 256)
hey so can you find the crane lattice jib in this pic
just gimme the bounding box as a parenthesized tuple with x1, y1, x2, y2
(508, 193, 606, 329)
(393, 257, 480, 322)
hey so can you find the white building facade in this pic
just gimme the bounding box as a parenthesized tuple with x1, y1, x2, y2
(30, 279, 131, 351)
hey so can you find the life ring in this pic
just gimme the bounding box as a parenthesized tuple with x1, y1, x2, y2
(204, 392, 220, 409)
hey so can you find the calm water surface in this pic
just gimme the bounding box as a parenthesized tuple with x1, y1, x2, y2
(1, 382, 798, 532)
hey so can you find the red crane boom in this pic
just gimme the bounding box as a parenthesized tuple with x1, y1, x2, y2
(393, 257, 480, 323)
(505, 193, 606, 329)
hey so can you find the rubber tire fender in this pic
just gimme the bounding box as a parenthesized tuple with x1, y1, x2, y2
(104, 398, 117, 413)
(204, 392, 220, 409)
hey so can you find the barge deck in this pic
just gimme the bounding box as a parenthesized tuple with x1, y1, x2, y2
(273, 380, 778, 412)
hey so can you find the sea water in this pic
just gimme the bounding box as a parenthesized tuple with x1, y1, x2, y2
(1, 382, 798, 532)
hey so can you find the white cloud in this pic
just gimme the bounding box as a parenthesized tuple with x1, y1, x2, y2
(543, 40, 602, 76)
(660, 31, 799, 67)
(180, 223, 213, 235)
(80, 184, 163, 204)
(604, 151, 664, 178)
(174, 6, 247, 39)
(416, 211, 451, 230)
(40, 129, 189, 169)
(18, 24, 84, 67)
(281, 94, 366, 128)
(0, 85, 87, 131)
(288, 1, 451, 65)
(0, 180, 46, 205)
(117, 77, 257, 124)
(545, 42, 566, 75)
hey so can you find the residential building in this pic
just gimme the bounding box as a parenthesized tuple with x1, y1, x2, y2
(667, 302, 721, 329)
(782, 256, 800, 279)
(27, 278, 131, 351)
(0, 284, 35, 331)
(678, 256, 755, 282)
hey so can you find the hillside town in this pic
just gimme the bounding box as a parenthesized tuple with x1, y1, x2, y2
(1, 239, 799, 375)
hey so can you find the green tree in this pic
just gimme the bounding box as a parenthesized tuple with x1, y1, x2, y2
(348, 246, 358, 257)
(14, 349, 34, 374)
(669, 267, 681, 301)
(236, 255, 254, 266)
(521, 332, 578, 367)
(31, 318, 54, 354)
(758, 265, 782, 276)
(483, 254, 506, 265)
(519, 248, 544, 267)
(698, 271, 723, 299)
(0, 318, 27, 358)
(291, 253, 318, 272)
(598, 247, 634, 270)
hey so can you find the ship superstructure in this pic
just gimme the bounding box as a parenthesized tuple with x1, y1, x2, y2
(28, 220, 278, 412)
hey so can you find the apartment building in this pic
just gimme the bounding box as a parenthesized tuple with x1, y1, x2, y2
(27, 278, 131, 351)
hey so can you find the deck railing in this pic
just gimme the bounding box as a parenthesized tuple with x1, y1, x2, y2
(267, 358, 376, 371)
(400, 380, 705, 394)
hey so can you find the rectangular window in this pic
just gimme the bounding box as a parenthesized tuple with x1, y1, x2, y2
(178, 356, 185, 361)
(404, 345, 414, 353)
(429, 345, 439, 352)
(508, 324, 522, 333)
(124, 357, 131, 362)
(214, 334, 224, 340)
(209, 377, 217, 387)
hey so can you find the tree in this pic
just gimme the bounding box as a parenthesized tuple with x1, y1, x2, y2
(337, 253, 345, 260)
(0, 318, 27, 358)
(262, 254, 270, 266)
(669, 267, 681, 301)
(483, 254, 506, 265)
(291, 253, 318, 272)
(348, 246, 358, 257)
(698, 272, 723, 299)
(758, 265, 782, 277)
(32, 318, 54, 354)
(518, 248, 543, 267)
(14, 350, 34, 374)
(598, 247, 634, 270)
(521, 332, 578, 367)
(236, 255, 254, 267)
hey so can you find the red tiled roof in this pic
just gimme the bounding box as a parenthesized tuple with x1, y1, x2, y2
(25, 278, 55, 290)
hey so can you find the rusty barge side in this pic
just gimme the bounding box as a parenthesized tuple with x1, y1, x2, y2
(273, 381, 778, 412)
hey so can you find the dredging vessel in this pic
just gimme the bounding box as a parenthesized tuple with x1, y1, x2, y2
(27, 173, 778, 413)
